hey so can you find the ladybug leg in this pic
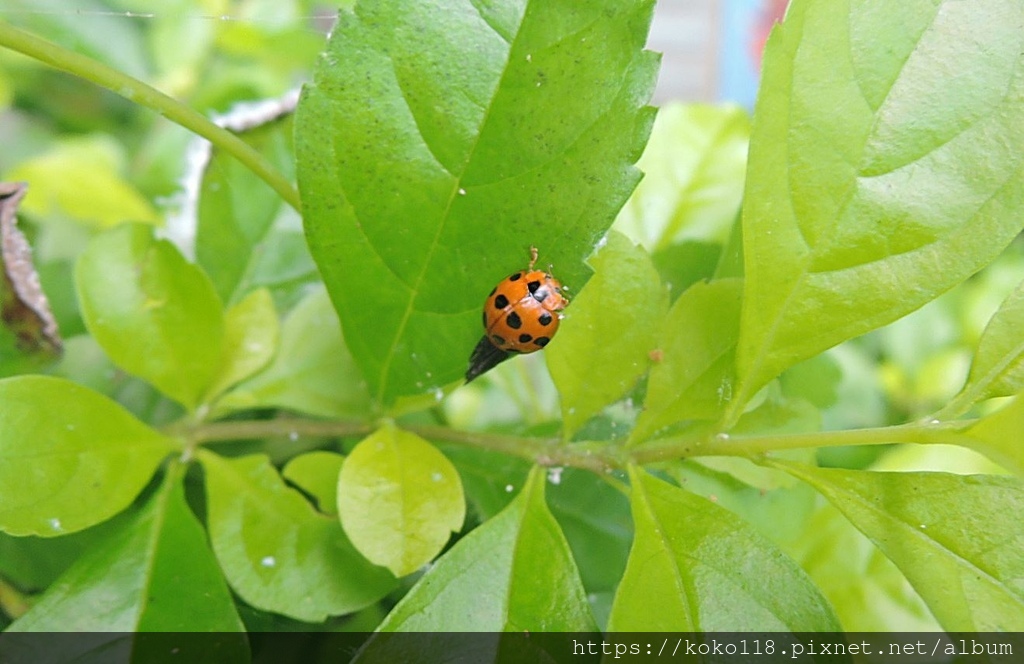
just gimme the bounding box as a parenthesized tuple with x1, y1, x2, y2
(528, 245, 539, 271)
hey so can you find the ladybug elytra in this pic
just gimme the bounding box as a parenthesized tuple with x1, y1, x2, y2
(465, 247, 569, 382)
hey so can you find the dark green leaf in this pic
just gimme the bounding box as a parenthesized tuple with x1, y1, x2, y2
(650, 240, 722, 302)
(7, 464, 247, 640)
(548, 231, 667, 438)
(373, 466, 596, 631)
(547, 469, 632, 600)
(607, 467, 840, 631)
(200, 450, 394, 622)
(282, 450, 345, 516)
(0, 375, 176, 537)
(439, 444, 531, 524)
(295, 0, 658, 405)
(215, 286, 371, 418)
(337, 425, 464, 577)
(75, 223, 224, 410)
(775, 462, 1024, 630)
(196, 113, 300, 305)
(733, 0, 1024, 416)
(0, 512, 130, 592)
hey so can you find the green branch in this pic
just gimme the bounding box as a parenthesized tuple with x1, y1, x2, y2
(0, 21, 302, 213)
(175, 415, 978, 474)
(630, 419, 975, 465)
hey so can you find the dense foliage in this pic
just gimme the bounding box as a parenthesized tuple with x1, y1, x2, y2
(1, 0, 1023, 657)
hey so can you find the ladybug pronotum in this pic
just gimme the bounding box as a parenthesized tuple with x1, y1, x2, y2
(465, 247, 569, 382)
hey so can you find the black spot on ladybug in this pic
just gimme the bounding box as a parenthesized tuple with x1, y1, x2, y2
(506, 311, 522, 329)
(491, 334, 506, 346)
(538, 312, 553, 326)
(527, 280, 541, 294)
(493, 294, 509, 309)
(534, 336, 550, 347)
(508, 272, 522, 281)
(519, 333, 532, 343)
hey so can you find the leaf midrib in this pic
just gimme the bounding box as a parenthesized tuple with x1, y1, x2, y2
(372, 5, 531, 403)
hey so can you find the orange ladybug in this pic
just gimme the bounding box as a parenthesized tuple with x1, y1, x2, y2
(466, 247, 569, 382)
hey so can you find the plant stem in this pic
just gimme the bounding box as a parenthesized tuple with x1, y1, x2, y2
(0, 21, 302, 213)
(631, 420, 975, 465)
(184, 418, 374, 443)
(174, 416, 977, 473)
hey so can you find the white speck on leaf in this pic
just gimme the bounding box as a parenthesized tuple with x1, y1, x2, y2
(261, 556, 276, 567)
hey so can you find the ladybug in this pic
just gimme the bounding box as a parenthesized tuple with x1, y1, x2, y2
(465, 247, 569, 382)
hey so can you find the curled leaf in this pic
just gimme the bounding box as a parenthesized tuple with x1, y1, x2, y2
(0, 182, 61, 369)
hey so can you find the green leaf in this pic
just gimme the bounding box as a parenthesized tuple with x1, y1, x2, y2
(204, 288, 278, 403)
(200, 450, 394, 622)
(775, 462, 1024, 631)
(955, 279, 1024, 409)
(439, 444, 532, 524)
(6, 136, 159, 228)
(734, 0, 1024, 416)
(607, 467, 840, 631)
(372, 465, 596, 631)
(778, 352, 843, 410)
(0, 375, 176, 537)
(337, 424, 464, 577)
(295, 0, 658, 405)
(547, 468, 632, 600)
(0, 512, 130, 592)
(75, 223, 224, 410)
(613, 102, 750, 251)
(666, 457, 817, 546)
(631, 278, 742, 442)
(786, 502, 939, 631)
(962, 393, 1024, 475)
(650, 240, 723, 302)
(214, 286, 371, 418)
(282, 450, 345, 516)
(7, 464, 247, 641)
(196, 113, 302, 305)
(547, 231, 667, 438)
